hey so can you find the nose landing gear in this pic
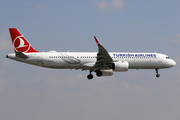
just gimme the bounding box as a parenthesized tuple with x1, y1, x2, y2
(155, 69, 160, 78)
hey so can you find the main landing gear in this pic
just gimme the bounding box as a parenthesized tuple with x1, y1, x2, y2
(87, 74, 93, 80)
(155, 69, 160, 78)
(87, 70, 103, 80)
(96, 70, 102, 77)
(87, 70, 93, 80)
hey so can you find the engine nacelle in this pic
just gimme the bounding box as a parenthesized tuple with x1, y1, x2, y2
(101, 69, 113, 76)
(112, 61, 129, 72)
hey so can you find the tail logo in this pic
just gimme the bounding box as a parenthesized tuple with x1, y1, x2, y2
(13, 36, 30, 52)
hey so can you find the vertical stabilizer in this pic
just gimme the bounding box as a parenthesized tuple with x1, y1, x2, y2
(9, 28, 39, 53)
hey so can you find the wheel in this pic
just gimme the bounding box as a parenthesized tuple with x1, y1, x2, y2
(87, 74, 93, 80)
(155, 69, 160, 78)
(96, 70, 102, 77)
(156, 74, 160, 78)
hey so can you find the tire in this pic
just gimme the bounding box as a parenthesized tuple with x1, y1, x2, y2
(87, 74, 93, 80)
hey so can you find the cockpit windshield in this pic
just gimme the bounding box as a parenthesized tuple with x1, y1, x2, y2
(166, 56, 170, 59)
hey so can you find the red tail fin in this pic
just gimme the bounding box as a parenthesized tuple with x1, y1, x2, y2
(9, 28, 39, 53)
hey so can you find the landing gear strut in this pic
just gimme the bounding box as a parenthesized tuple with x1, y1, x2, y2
(155, 69, 160, 78)
(87, 70, 93, 80)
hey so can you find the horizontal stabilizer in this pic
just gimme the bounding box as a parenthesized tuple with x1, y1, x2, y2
(16, 51, 28, 59)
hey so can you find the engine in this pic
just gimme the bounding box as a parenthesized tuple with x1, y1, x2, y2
(112, 61, 129, 72)
(101, 69, 113, 76)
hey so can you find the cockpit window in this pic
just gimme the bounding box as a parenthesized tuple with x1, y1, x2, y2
(166, 57, 170, 59)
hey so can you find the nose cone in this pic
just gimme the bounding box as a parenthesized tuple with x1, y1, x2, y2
(170, 59, 176, 67)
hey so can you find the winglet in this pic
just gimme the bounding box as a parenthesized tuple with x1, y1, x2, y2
(94, 36, 101, 46)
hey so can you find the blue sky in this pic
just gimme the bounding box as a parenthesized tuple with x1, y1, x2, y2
(1, 0, 180, 120)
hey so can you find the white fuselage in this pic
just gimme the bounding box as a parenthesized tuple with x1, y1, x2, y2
(6, 51, 176, 70)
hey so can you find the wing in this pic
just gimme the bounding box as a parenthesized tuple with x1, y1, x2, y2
(94, 36, 113, 69)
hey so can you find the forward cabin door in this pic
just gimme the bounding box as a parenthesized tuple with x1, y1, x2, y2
(157, 54, 163, 64)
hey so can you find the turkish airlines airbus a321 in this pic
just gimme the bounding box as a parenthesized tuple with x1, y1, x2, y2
(6, 28, 176, 79)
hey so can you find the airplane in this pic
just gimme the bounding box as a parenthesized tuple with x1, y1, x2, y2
(6, 28, 176, 80)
